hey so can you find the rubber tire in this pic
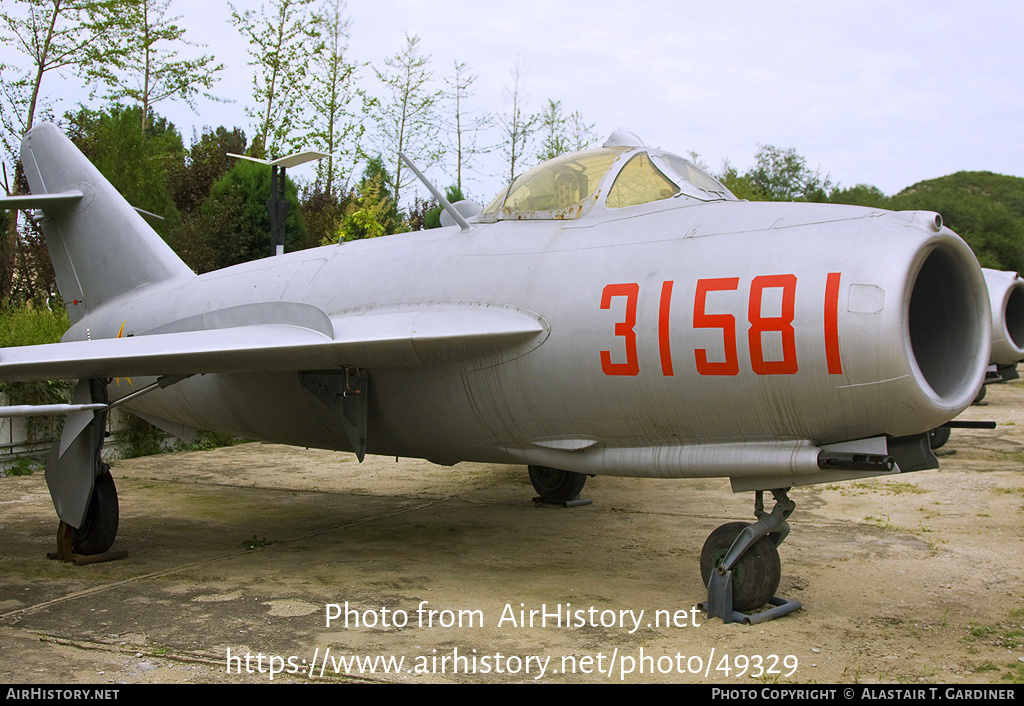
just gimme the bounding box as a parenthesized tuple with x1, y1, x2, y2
(972, 384, 987, 405)
(528, 465, 587, 503)
(928, 426, 951, 450)
(72, 467, 119, 555)
(700, 521, 781, 612)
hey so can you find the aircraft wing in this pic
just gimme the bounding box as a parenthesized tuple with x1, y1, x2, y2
(0, 306, 548, 383)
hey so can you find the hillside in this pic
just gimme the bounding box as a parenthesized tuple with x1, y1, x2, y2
(889, 172, 1024, 274)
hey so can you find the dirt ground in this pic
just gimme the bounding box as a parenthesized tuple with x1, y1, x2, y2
(1, 383, 1022, 685)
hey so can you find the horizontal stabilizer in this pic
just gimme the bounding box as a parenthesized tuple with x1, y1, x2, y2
(0, 402, 106, 418)
(0, 190, 83, 210)
(0, 306, 548, 382)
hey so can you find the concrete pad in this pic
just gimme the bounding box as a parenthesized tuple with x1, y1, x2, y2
(1, 384, 1023, 683)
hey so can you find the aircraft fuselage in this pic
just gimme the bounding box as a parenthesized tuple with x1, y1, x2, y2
(75, 198, 987, 484)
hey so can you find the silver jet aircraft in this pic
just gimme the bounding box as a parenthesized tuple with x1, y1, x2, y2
(982, 267, 1024, 383)
(0, 124, 992, 621)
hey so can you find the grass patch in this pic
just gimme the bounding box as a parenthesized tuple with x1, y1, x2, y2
(828, 480, 927, 496)
(0, 307, 69, 347)
(177, 431, 246, 452)
(1, 307, 72, 443)
(3, 458, 40, 476)
(864, 515, 896, 530)
(965, 621, 1024, 650)
(1004, 662, 1024, 683)
(879, 481, 928, 495)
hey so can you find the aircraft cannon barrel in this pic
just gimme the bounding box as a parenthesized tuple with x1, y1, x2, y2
(816, 451, 895, 472)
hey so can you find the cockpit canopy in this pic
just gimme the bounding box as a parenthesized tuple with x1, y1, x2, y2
(480, 140, 736, 221)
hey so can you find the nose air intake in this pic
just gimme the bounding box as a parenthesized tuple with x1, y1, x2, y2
(906, 241, 989, 406)
(1005, 286, 1024, 350)
(984, 268, 1024, 364)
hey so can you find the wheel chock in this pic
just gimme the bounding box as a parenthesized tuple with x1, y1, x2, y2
(700, 569, 801, 625)
(48, 521, 128, 565)
(531, 496, 592, 507)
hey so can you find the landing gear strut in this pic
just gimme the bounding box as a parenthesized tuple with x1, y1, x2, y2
(46, 379, 125, 564)
(700, 488, 802, 624)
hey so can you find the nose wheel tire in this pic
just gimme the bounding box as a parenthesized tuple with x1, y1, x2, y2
(700, 521, 781, 612)
(528, 465, 587, 503)
(72, 466, 119, 556)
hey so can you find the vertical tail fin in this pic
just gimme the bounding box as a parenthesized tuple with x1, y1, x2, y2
(19, 122, 194, 323)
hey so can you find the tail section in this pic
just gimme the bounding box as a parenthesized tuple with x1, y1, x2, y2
(19, 122, 194, 323)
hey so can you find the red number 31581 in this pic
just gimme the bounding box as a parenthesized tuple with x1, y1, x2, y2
(600, 273, 843, 377)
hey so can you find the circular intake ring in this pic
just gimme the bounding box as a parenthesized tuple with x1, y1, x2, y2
(906, 240, 989, 407)
(1005, 284, 1024, 352)
(985, 268, 1024, 364)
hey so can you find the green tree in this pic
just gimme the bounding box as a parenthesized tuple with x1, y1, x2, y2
(890, 172, 1024, 273)
(0, 0, 132, 305)
(405, 195, 436, 232)
(336, 156, 402, 242)
(422, 184, 464, 230)
(98, 0, 224, 133)
(746, 145, 833, 202)
(497, 60, 535, 183)
(300, 184, 348, 250)
(373, 33, 441, 208)
(0, 204, 9, 306)
(717, 159, 758, 200)
(230, 0, 320, 159)
(171, 125, 248, 215)
(195, 159, 306, 270)
(566, 109, 597, 152)
(442, 60, 490, 194)
(535, 99, 568, 162)
(827, 184, 890, 208)
(167, 125, 247, 269)
(66, 104, 185, 240)
(305, 0, 366, 200)
(0, 0, 130, 149)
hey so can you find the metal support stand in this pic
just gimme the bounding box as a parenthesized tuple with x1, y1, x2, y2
(268, 165, 289, 257)
(701, 489, 802, 624)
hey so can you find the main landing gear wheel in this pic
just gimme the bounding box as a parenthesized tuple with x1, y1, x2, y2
(528, 465, 587, 503)
(700, 522, 781, 612)
(72, 465, 119, 556)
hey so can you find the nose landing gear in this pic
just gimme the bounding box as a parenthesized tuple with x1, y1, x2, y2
(700, 488, 802, 624)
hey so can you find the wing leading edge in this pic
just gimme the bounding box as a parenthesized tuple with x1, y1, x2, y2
(0, 305, 549, 383)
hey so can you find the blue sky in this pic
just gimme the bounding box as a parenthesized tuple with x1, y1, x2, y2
(3, 0, 1022, 203)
